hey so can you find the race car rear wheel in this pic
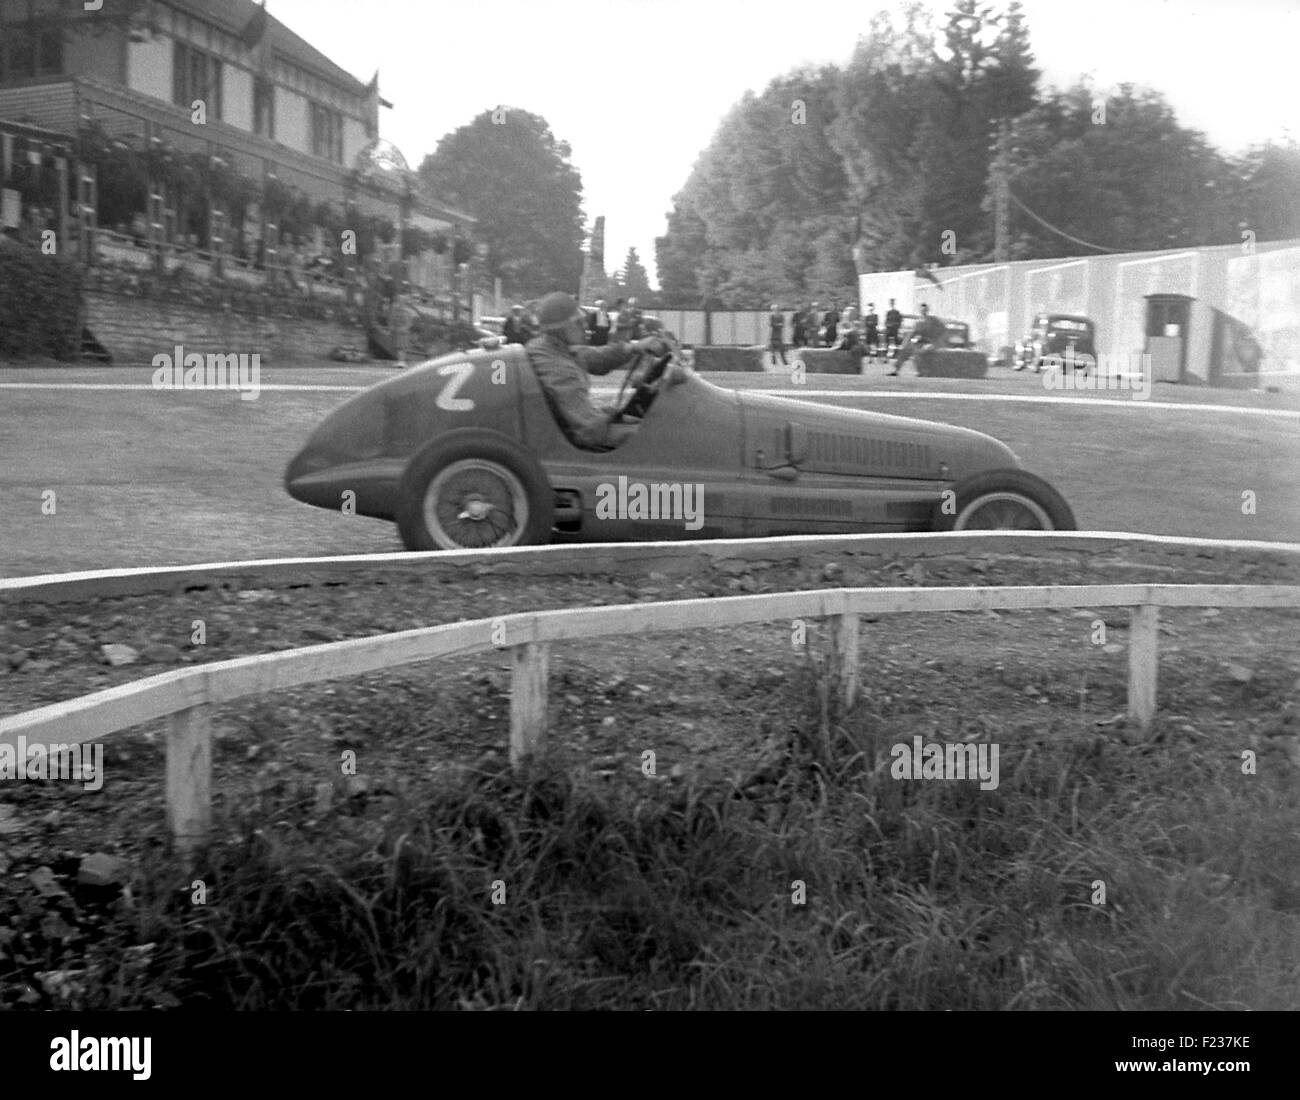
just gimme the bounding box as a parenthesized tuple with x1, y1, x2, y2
(396, 430, 554, 551)
(933, 469, 1076, 532)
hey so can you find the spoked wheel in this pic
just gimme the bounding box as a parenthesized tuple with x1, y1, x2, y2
(933, 468, 1076, 532)
(425, 458, 529, 548)
(396, 430, 554, 551)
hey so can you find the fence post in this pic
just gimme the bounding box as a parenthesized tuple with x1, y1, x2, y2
(1128, 604, 1159, 731)
(166, 705, 212, 858)
(510, 642, 550, 766)
(832, 613, 860, 708)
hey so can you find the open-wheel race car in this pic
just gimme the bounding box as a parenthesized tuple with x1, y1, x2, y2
(285, 334, 1076, 550)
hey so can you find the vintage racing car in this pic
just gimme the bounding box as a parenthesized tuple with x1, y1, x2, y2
(285, 337, 1076, 550)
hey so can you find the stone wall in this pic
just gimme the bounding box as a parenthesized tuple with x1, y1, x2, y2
(83, 290, 364, 365)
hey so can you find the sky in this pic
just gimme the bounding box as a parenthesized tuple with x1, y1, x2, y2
(268, 0, 1299, 287)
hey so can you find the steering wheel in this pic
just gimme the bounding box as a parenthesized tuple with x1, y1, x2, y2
(609, 345, 674, 422)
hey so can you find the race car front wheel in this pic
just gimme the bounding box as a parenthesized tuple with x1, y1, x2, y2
(932, 468, 1077, 532)
(396, 430, 555, 551)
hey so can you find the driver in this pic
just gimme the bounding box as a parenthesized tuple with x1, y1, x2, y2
(526, 291, 669, 451)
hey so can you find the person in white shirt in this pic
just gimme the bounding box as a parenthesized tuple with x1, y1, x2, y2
(589, 299, 611, 345)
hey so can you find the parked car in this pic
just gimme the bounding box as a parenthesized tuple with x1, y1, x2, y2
(285, 335, 1076, 550)
(1015, 314, 1097, 373)
(942, 320, 973, 349)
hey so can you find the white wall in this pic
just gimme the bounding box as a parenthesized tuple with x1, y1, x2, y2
(343, 117, 369, 169)
(126, 37, 173, 102)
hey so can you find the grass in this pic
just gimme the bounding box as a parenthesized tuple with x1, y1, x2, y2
(7, 647, 1297, 1011)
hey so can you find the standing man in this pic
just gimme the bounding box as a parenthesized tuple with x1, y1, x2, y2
(863, 302, 880, 362)
(824, 301, 840, 348)
(589, 298, 611, 345)
(768, 303, 788, 367)
(390, 283, 416, 368)
(884, 299, 903, 360)
(808, 302, 822, 347)
(790, 305, 807, 348)
(620, 297, 644, 341)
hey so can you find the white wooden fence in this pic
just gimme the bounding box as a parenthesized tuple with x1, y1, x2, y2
(2, 583, 1297, 856)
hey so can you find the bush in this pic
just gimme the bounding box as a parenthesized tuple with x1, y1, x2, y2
(410, 313, 483, 356)
(692, 346, 765, 372)
(0, 240, 84, 360)
(790, 348, 862, 374)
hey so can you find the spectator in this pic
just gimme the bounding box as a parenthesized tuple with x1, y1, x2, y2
(889, 302, 944, 376)
(618, 296, 643, 341)
(863, 302, 880, 362)
(808, 301, 822, 346)
(884, 299, 903, 359)
(791, 306, 808, 348)
(835, 315, 860, 352)
(502, 304, 532, 345)
(609, 297, 624, 340)
(589, 298, 611, 345)
(824, 301, 840, 348)
(390, 283, 417, 368)
(768, 303, 788, 366)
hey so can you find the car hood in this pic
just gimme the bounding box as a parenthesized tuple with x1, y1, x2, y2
(736, 386, 1020, 479)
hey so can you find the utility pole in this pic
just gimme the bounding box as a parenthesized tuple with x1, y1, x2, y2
(993, 119, 1010, 263)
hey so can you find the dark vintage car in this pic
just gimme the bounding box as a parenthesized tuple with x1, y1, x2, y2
(943, 321, 973, 349)
(285, 338, 1076, 550)
(1015, 314, 1097, 373)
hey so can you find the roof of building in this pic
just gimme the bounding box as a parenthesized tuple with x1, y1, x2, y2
(166, 0, 374, 96)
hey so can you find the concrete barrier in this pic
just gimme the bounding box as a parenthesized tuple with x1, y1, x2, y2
(914, 348, 990, 378)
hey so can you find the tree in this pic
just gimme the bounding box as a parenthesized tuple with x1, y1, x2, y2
(1230, 140, 1300, 243)
(655, 66, 857, 306)
(830, 1, 1039, 271)
(990, 83, 1239, 258)
(417, 109, 585, 297)
(615, 247, 653, 298)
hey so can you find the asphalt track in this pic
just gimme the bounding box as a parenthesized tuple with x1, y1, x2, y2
(2, 363, 1297, 577)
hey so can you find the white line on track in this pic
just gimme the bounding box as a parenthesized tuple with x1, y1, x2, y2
(2, 381, 1298, 418)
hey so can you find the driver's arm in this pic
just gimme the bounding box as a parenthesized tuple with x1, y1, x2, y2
(571, 341, 639, 376)
(571, 337, 665, 376)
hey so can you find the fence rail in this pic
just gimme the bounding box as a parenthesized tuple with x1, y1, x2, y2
(3, 583, 1297, 856)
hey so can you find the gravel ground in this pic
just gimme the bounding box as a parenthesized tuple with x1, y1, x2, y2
(1, 543, 1297, 1008)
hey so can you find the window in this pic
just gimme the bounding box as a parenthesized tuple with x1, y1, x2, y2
(1, 28, 62, 81)
(254, 77, 274, 139)
(310, 102, 342, 163)
(38, 29, 62, 75)
(173, 42, 223, 119)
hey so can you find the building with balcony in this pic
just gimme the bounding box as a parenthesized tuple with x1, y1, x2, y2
(0, 0, 473, 305)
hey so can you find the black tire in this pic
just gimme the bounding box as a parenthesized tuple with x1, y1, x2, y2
(395, 429, 554, 551)
(932, 468, 1076, 532)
